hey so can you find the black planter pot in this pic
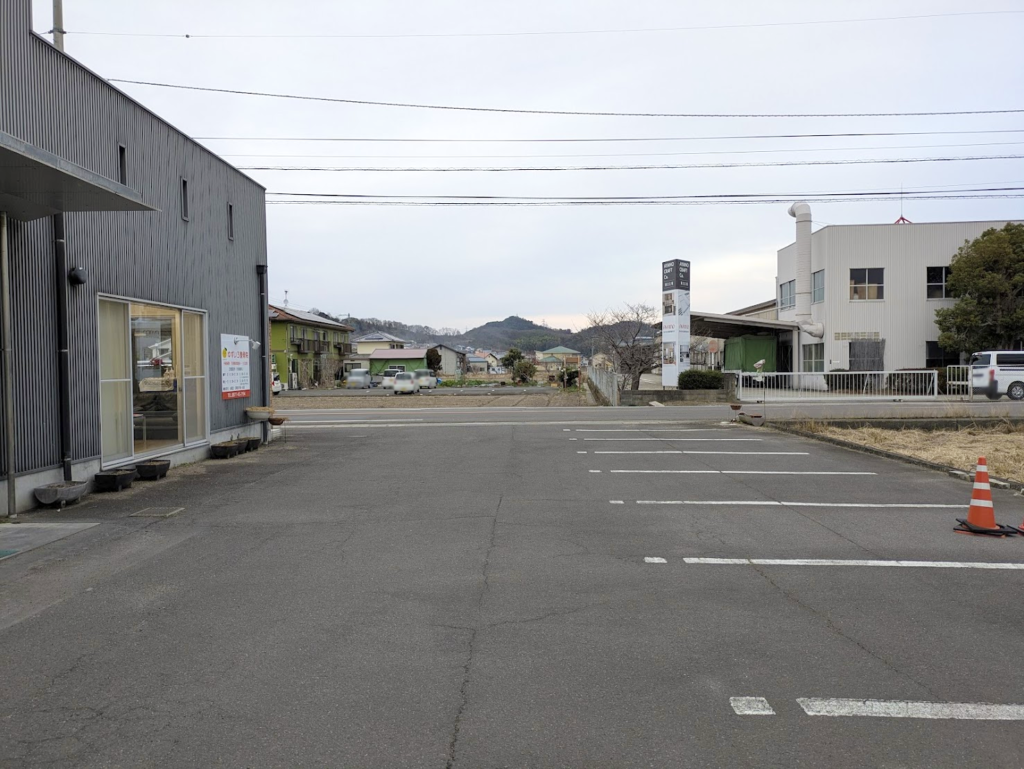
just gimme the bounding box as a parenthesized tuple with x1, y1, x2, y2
(229, 439, 249, 454)
(94, 468, 137, 492)
(136, 459, 171, 481)
(211, 442, 237, 459)
(245, 437, 260, 452)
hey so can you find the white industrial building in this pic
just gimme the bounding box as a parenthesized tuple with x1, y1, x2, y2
(776, 206, 1022, 374)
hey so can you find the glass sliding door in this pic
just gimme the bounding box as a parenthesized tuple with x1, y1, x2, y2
(182, 311, 208, 444)
(98, 299, 132, 461)
(130, 303, 183, 455)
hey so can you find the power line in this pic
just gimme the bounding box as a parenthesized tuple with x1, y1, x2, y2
(238, 153, 1024, 173)
(262, 196, 1024, 208)
(109, 79, 1024, 119)
(193, 129, 1024, 144)
(66, 10, 1024, 40)
(221, 140, 1024, 161)
(265, 186, 1024, 201)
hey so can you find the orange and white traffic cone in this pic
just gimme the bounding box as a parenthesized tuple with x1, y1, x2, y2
(954, 457, 1017, 536)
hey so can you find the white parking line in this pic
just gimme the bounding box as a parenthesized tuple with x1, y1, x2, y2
(595, 451, 809, 455)
(608, 470, 876, 476)
(634, 501, 965, 508)
(797, 698, 1024, 720)
(575, 428, 735, 433)
(730, 697, 776, 715)
(684, 558, 1023, 569)
(582, 438, 761, 442)
(610, 500, 625, 505)
(644, 557, 667, 564)
(589, 470, 602, 473)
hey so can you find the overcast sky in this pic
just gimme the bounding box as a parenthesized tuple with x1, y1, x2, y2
(32, 0, 1024, 331)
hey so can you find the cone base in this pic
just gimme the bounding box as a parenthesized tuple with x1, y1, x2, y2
(954, 518, 1018, 537)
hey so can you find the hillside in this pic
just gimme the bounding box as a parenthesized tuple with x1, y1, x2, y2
(315, 311, 576, 352)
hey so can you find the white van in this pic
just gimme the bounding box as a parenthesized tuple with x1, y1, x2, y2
(970, 351, 1024, 400)
(345, 369, 372, 389)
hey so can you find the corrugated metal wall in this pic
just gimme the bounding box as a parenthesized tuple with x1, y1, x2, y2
(0, 0, 268, 475)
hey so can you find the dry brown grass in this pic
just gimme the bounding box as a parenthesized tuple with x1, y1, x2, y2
(801, 422, 1024, 482)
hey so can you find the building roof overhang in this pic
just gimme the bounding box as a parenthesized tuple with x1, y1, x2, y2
(0, 130, 155, 221)
(690, 311, 799, 340)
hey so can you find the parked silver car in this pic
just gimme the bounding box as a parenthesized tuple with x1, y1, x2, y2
(380, 369, 402, 390)
(345, 369, 372, 389)
(413, 369, 436, 390)
(393, 371, 421, 395)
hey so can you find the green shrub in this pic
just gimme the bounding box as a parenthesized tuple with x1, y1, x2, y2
(560, 368, 580, 388)
(678, 369, 724, 390)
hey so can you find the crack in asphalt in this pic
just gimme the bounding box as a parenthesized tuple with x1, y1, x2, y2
(749, 563, 939, 700)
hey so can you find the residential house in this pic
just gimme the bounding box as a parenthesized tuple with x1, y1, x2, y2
(431, 344, 467, 378)
(539, 346, 582, 368)
(269, 305, 353, 389)
(354, 331, 407, 355)
(0, 0, 269, 513)
(467, 355, 489, 373)
(367, 348, 430, 377)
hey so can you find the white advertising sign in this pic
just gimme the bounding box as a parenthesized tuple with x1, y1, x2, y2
(221, 334, 251, 400)
(661, 260, 691, 388)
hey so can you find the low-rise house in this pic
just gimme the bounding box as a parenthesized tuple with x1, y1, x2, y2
(269, 305, 354, 389)
(467, 355, 489, 373)
(354, 331, 407, 356)
(431, 344, 467, 378)
(539, 346, 582, 367)
(368, 348, 430, 376)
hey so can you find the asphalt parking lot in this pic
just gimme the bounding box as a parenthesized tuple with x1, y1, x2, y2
(2, 405, 1024, 767)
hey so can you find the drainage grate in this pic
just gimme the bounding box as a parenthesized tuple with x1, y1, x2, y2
(130, 507, 184, 518)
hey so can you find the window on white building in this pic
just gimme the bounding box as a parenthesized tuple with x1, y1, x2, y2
(926, 266, 953, 299)
(779, 279, 795, 309)
(850, 268, 884, 300)
(812, 270, 825, 303)
(802, 343, 825, 372)
(925, 341, 959, 368)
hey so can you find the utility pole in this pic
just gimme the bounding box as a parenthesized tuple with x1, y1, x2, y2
(52, 0, 65, 52)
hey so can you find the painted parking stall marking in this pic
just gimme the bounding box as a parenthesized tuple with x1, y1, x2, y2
(629, 501, 965, 508)
(606, 470, 876, 476)
(594, 450, 809, 455)
(798, 699, 1024, 720)
(643, 557, 667, 564)
(684, 558, 1024, 569)
(730, 697, 776, 716)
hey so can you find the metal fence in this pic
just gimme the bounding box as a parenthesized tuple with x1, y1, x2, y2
(732, 369, 939, 402)
(945, 365, 974, 399)
(586, 365, 620, 406)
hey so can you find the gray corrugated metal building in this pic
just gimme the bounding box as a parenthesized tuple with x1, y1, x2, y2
(0, 0, 269, 513)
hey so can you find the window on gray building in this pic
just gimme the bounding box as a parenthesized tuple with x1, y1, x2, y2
(849, 268, 883, 300)
(227, 203, 235, 240)
(812, 270, 825, 303)
(118, 145, 128, 186)
(926, 266, 952, 299)
(802, 343, 824, 372)
(779, 279, 795, 309)
(180, 178, 190, 221)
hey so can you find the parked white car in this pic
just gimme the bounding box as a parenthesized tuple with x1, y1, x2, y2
(380, 370, 402, 390)
(393, 371, 420, 395)
(414, 369, 436, 390)
(971, 351, 1024, 400)
(345, 369, 372, 389)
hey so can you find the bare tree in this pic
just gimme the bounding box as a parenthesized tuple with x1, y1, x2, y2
(585, 303, 660, 391)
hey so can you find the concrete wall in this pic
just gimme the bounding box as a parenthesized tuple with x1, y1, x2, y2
(619, 389, 730, 406)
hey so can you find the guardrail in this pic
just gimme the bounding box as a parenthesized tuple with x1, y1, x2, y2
(586, 365, 620, 406)
(732, 369, 939, 402)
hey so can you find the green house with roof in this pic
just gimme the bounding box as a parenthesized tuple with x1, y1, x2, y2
(269, 305, 354, 389)
(539, 346, 581, 370)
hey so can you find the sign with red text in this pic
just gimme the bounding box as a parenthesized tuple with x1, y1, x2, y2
(221, 334, 251, 400)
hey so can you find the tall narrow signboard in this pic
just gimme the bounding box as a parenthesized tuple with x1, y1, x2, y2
(661, 260, 691, 388)
(221, 334, 251, 400)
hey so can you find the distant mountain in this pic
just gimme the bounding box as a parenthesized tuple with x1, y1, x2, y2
(315, 312, 577, 352)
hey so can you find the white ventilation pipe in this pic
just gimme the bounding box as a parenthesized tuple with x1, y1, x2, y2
(787, 202, 823, 339)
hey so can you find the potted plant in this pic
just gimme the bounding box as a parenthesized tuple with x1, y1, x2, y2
(268, 415, 287, 426)
(211, 441, 238, 459)
(33, 480, 89, 509)
(245, 436, 261, 452)
(245, 406, 274, 422)
(93, 467, 138, 492)
(135, 458, 171, 481)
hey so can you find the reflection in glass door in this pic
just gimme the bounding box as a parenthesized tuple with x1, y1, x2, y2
(130, 303, 182, 454)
